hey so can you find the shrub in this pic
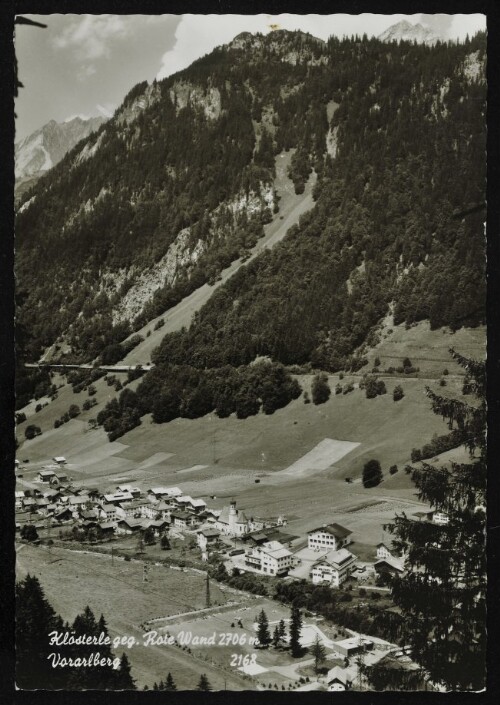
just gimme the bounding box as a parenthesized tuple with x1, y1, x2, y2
(24, 425, 41, 440)
(443, 368, 449, 375)
(393, 385, 404, 401)
(311, 373, 331, 405)
(389, 464, 398, 475)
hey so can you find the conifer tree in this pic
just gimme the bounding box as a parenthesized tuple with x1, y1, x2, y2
(278, 618, 287, 641)
(386, 350, 486, 691)
(15, 574, 65, 689)
(272, 625, 280, 648)
(197, 673, 212, 691)
(310, 634, 327, 673)
(115, 652, 136, 690)
(289, 606, 303, 657)
(164, 672, 177, 690)
(257, 608, 271, 646)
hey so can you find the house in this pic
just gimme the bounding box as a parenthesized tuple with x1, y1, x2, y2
(374, 557, 404, 576)
(69, 495, 90, 509)
(98, 522, 115, 538)
(147, 487, 182, 502)
(174, 496, 207, 514)
(376, 542, 406, 567)
(154, 500, 173, 519)
(311, 548, 356, 587)
(116, 484, 141, 498)
(53, 456, 67, 465)
(142, 519, 169, 536)
(121, 499, 157, 519)
(103, 491, 134, 505)
(307, 523, 352, 551)
(326, 666, 356, 691)
(54, 471, 68, 483)
(431, 511, 449, 525)
(99, 503, 124, 522)
(333, 637, 374, 658)
(244, 541, 293, 576)
(35, 497, 50, 514)
(197, 527, 220, 551)
(215, 501, 250, 537)
(116, 518, 143, 535)
(80, 510, 99, 521)
(38, 469, 56, 483)
(171, 511, 197, 530)
(54, 507, 73, 523)
(15, 491, 25, 509)
(42, 488, 60, 501)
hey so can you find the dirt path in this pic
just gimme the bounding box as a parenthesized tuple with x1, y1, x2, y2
(122, 151, 317, 365)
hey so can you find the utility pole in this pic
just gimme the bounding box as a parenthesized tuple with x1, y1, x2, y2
(356, 636, 365, 691)
(205, 572, 211, 608)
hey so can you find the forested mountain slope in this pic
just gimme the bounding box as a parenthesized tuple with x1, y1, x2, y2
(16, 30, 486, 423)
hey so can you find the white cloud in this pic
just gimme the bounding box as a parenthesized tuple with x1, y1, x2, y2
(52, 14, 130, 60)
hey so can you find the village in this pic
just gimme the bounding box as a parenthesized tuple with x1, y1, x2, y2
(15, 454, 449, 691)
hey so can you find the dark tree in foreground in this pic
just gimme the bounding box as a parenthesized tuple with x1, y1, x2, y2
(362, 459, 383, 488)
(310, 634, 327, 673)
(289, 606, 303, 657)
(386, 350, 486, 691)
(115, 653, 136, 690)
(16, 574, 65, 689)
(197, 673, 212, 691)
(257, 608, 271, 646)
(164, 672, 177, 690)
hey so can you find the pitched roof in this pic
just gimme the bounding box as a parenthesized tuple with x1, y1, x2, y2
(314, 548, 356, 569)
(260, 541, 292, 559)
(375, 557, 404, 573)
(308, 522, 352, 538)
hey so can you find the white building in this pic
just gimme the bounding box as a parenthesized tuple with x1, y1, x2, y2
(215, 501, 250, 537)
(197, 526, 220, 551)
(311, 548, 356, 587)
(307, 523, 352, 551)
(326, 666, 356, 691)
(244, 540, 293, 576)
(432, 511, 449, 525)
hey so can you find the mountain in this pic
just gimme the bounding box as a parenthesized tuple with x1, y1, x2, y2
(378, 20, 439, 45)
(15, 115, 106, 181)
(15, 29, 486, 429)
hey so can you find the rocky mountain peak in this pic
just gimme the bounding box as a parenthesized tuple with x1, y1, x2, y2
(378, 20, 439, 46)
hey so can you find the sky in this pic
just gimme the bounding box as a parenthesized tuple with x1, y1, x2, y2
(15, 13, 486, 141)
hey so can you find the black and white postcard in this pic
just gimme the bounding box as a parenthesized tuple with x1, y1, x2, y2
(7, 3, 492, 696)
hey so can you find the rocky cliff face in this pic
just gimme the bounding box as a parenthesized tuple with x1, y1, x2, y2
(15, 116, 106, 180)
